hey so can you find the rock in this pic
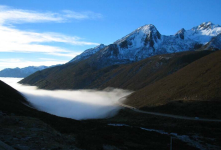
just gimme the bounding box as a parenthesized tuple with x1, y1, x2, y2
(0, 140, 15, 150)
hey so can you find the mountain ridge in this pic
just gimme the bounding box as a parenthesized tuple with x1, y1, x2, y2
(0, 66, 48, 78)
(68, 22, 221, 69)
(69, 44, 106, 63)
(20, 22, 221, 89)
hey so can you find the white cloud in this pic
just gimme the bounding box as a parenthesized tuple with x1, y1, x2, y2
(0, 26, 99, 51)
(0, 26, 97, 53)
(63, 10, 103, 20)
(39, 58, 62, 61)
(0, 5, 101, 59)
(0, 5, 103, 24)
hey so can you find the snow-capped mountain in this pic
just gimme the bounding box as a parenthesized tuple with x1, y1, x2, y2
(69, 22, 221, 68)
(69, 44, 106, 63)
(201, 33, 221, 50)
(186, 22, 221, 43)
(0, 66, 48, 78)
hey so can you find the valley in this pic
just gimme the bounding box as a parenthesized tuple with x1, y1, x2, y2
(1, 21, 221, 150)
(1, 80, 221, 150)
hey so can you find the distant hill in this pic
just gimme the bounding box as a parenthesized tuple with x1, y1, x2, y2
(0, 66, 48, 78)
(125, 50, 221, 119)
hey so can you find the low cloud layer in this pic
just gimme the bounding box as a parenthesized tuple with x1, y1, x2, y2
(1, 78, 132, 120)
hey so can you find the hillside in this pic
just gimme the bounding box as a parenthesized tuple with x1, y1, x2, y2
(2, 79, 198, 150)
(125, 50, 221, 118)
(0, 80, 31, 113)
(19, 51, 213, 90)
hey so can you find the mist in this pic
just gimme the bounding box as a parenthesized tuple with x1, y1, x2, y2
(0, 77, 132, 120)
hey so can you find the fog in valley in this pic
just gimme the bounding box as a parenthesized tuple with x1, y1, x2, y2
(0, 77, 132, 120)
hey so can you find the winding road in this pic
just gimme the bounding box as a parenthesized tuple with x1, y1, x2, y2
(119, 103, 221, 122)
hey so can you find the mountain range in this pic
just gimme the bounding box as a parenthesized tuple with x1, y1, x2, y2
(19, 21, 221, 119)
(20, 22, 221, 88)
(68, 21, 221, 68)
(1, 22, 221, 149)
(0, 66, 48, 78)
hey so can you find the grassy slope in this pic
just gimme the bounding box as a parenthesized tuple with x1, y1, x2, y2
(1, 70, 220, 149)
(125, 50, 221, 118)
(20, 51, 213, 91)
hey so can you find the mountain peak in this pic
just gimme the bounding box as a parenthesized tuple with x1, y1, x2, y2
(192, 21, 220, 31)
(67, 21, 221, 68)
(136, 24, 158, 33)
(114, 24, 160, 46)
(202, 21, 213, 25)
(175, 28, 186, 39)
(179, 28, 186, 32)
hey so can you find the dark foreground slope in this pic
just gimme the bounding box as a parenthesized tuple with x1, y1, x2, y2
(0, 80, 81, 129)
(0, 80, 81, 149)
(20, 51, 213, 91)
(125, 50, 221, 119)
(1, 80, 202, 150)
(0, 80, 30, 112)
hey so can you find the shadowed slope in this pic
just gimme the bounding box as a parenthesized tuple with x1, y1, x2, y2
(0, 80, 31, 113)
(125, 50, 221, 118)
(0, 80, 82, 133)
(19, 51, 213, 91)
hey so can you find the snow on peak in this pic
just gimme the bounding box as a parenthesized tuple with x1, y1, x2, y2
(205, 33, 221, 50)
(136, 24, 158, 34)
(192, 21, 220, 31)
(68, 22, 221, 68)
(83, 44, 105, 53)
(69, 44, 106, 63)
(114, 24, 161, 47)
(175, 28, 186, 39)
(176, 28, 186, 34)
(185, 22, 221, 44)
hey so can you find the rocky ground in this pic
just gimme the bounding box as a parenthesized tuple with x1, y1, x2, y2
(0, 111, 79, 150)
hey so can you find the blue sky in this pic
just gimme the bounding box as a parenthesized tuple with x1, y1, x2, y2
(0, 0, 221, 70)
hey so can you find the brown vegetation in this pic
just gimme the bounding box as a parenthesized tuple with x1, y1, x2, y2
(20, 51, 213, 91)
(125, 50, 221, 118)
